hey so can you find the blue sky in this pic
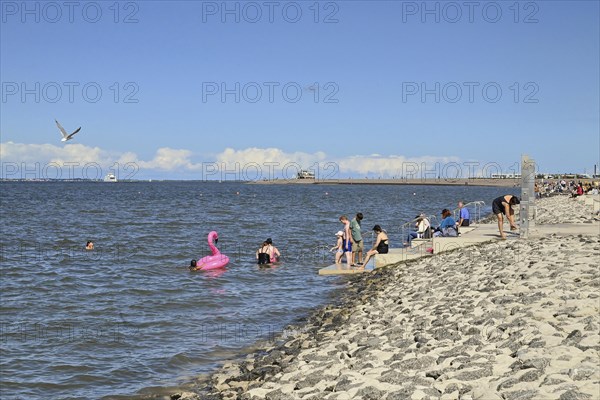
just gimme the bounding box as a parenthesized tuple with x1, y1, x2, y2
(1, 1, 599, 180)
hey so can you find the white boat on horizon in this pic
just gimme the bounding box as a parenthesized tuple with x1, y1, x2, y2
(103, 173, 117, 182)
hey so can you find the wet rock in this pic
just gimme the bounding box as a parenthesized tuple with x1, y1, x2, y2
(497, 378, 518, 391)
(302, 353, 332, 363)
(432, 328, 461, 341)
(463, 336, 484, 346)
(492, 295, 517, 305)
(444, 383, 472, 395)
(558, 389, 594, 400)
(568, 367, 596, 381)
(510, 358, 550, 372)
(540, 375, 568, 387)
(414, 333, 429, 344)
(262, 350, 284, 365)
(265, 388, 288, 400)
(170, 393, 200, 400)
(294, 372, 333, 390)
(498, 369, 543, 391)
(583, 322, 598, 332)
(390, 339, 414, 350)
(501, 389, 540, 400)
(246, 365, 280, 381)
(378, 370, 412, 385)
(527, 338, 546, 348)
(386, 388, 416, 400)
(221, 391, 237, 400)
(562, 330, 583, 346)
(213, 381, 231, 392)
(439, 345, 471, 358)
(356, 386, 385, 399)
(422, 388, 443, 397)
(412, 376, 435, 386)
(453, 366, 493, 381)
(334, 375, 356, 392)
(471, 387, 502, 400)
(395, 355, 436, 370)
(425, 370, 443, 380)
(358, 337, 382, 347)
(355, 361, 375, 370)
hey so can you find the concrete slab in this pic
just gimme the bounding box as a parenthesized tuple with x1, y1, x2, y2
(374, 246, 433, 268)
(432, 223, 518, 254)
(318, 258, 375, 276)
(457, 226, 477, 234)
(410, 238, 431, 248)
(529, 223, 600, 237)
(584, 195, 599, 206)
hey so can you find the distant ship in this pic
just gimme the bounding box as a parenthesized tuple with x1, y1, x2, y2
(103, 173, 117, 182)
(297, 170, 315, 179)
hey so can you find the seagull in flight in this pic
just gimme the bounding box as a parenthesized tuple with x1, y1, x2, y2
(55, 119, 81, 142)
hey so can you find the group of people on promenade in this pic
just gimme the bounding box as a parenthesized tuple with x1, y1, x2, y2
(328, 195, 522, 267)
(404, 201, 471, 246)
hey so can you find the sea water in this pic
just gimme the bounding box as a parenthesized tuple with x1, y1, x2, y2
(0, 181, 518, 399)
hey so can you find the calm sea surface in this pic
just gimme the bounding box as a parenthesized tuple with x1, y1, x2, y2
(0, 182, 518, 399)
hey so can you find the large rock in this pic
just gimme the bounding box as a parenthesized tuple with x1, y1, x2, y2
(394, 355, 437, 370)
(452, 366, 493, 381)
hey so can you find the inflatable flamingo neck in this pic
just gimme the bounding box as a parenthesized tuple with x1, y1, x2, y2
(207, 231, 220, 255)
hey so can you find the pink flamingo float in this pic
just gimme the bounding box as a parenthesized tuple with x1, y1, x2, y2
(190, 231, 229, 271)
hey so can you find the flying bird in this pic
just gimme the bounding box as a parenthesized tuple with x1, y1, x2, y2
(55, 119, 81, 142)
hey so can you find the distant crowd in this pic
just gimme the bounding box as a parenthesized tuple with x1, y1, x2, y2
(535, 180, 599, 198)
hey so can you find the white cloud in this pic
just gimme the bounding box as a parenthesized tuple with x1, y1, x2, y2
(337, 154, 461, 177)
(0, 141, 462, 179)
(0, 141, 111, 165)
(136, 148, 201, 171)
(216, 147, 327, 167)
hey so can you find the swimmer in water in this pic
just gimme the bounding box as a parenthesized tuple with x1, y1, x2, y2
(85, 241, 94, 250)
(256, 238, 281, 264)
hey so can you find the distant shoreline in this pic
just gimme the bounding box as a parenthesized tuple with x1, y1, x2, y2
(2, 178, 596, 188)
(249, 178, 521, 187)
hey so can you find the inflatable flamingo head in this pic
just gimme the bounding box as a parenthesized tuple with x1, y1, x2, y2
(207, 231, 220, 256)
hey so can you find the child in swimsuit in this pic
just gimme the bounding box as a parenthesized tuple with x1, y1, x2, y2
(330, 231, 344, 264)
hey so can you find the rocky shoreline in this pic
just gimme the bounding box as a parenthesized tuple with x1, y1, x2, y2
(170, 196, 599, 400)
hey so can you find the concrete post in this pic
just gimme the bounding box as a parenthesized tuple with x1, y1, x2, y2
(520, 155, 536, 238)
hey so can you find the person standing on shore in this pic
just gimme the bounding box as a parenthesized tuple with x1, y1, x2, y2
(339, 215, 353, 267)
(492, 195, 520, 239)
(457, 201, 470, 227)
(350, 213, 363, 265)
